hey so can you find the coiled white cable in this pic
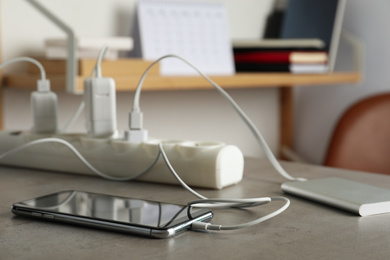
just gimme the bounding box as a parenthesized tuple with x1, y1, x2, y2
(129, 54, 306, 231)
(132, 54, 305, 182)
(158, 143, 290, 231)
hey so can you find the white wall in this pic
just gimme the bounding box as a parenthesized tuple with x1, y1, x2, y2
(1, 0, 273, 61)
(1, 0, 277, 158)
(294, 0, 390, 164)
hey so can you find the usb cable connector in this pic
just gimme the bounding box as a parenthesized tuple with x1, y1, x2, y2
(123, 110, 148, 143)
(191, 222, 222, 231)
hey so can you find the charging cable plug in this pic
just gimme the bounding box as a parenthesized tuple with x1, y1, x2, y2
(31, 79, 59, 134)
(124, 111, 148, 143)
(84, 77, 117, 138)
(191, 222, 222, 231)
(37, 79, 51, 92)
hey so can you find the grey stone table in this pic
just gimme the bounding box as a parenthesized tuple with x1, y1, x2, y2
(1, 158, 389, 259)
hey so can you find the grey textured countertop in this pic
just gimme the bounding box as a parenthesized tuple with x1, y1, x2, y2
(1, 158, 389, 259)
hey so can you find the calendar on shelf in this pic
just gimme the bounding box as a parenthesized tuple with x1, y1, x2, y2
(135, 0, 235, 76)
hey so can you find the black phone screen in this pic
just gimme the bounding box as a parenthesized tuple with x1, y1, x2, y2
(12, 190, 210, 229)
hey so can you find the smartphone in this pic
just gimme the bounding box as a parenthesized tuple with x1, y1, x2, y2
(12, 190, 213, 239)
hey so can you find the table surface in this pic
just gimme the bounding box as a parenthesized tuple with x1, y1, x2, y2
(1, 158, 390, 260)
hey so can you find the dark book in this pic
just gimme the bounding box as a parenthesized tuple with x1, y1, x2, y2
(235, 62, 328, 74)
(234, 51, 328, 64)
(235, 63, 290, 72)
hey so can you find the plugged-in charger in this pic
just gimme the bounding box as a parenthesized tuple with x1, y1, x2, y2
(84, 77, 117, 137)
(0, 57, 59, 134)
(31, 91, 58, 133)
(31, 79, 58, 134)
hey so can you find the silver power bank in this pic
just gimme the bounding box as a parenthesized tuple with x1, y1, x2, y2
(281, 177, 390, 216)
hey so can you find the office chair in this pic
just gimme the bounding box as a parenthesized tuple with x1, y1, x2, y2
(324, 93, 390, 175)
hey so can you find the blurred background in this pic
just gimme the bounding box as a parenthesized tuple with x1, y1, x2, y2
(1, 0, 387, 166)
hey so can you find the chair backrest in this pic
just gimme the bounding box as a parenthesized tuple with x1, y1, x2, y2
(324, 93, 390, 175)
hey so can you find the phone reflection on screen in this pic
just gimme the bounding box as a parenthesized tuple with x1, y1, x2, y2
(18, 191, 192, 228)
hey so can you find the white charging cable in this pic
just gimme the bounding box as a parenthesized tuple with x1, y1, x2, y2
(61, 101, 86, 132)
(93, 44, 108, 78)
(131, 54, 305, 182)
(126, 54, 304, 231)
(157, 143, 290, 231)
(0, 137, 159, 181)
(0, 57, 46, 79)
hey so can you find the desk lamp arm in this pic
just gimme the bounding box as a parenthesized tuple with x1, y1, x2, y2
(26, 0, 77, 93)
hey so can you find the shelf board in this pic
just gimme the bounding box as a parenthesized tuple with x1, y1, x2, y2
(3, 72, 361, 92)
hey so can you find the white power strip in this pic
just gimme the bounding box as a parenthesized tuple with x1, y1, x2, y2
(0, 131, 244, 189)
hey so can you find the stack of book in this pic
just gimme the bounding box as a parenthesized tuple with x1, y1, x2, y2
(44, 37, 134, 60)
(233, 39, 329, 74)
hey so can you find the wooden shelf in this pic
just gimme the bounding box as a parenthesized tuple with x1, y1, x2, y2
(3, 72, 361, 92)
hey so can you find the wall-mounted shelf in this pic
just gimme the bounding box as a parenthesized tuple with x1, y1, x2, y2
(3, 71, 360, 92)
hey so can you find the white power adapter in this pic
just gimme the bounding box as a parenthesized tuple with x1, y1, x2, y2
(84, 77, 117, 137)
(1, 57, 59, 134)
(31, 79, 58, 134)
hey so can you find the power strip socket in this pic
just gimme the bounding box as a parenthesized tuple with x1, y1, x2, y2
(0, 131, 244, 189)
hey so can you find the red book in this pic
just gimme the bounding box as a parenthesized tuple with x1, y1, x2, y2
(234, 51, 328, 64)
